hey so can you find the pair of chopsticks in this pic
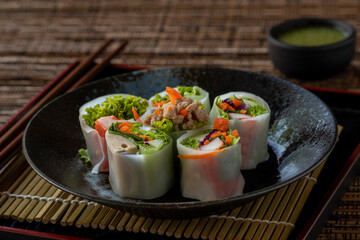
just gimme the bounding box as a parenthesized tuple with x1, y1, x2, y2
(0, 39, 129, 163)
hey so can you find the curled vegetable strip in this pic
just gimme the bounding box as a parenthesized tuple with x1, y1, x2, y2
(79, 94, 151, 173)
(177, 127, 245, 201)
(209, 92, 271, 170)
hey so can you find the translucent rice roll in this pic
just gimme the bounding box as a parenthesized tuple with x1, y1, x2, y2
(177, 119, 245, 201)
(105, 122, 173, 199)
(209, 92, 271, 170)
(149, 86, 211, 113)
(79, 94, 151, 173)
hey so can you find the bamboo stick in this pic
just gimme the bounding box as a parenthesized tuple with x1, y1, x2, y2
(83, 203, 102, 228)
(243, 191, 276, 239)
(10, 178, 46, 219)
(42, 191, 70, 224)
(100, 208, 117, 230)
(150, 219, 164, 234)
(34, 188, 63, 222)
(91, 206, 110, 229)
(60, 196, 81, 226)
(108, 210, 124, 230)
(216, 207, 243, 240)
(125, 214, 139, 232)
(141, 218, 154, 233)
(0, 166, 32, 209)
(50, 194, 76, 224)
(116, 212, 132, 231)
(18, 181, 52, 222)
(191, 217, 209, 239)
(1, 170, 37, 218)
(223, 201, 253, 240)
(253, 186, 288, 239)
(174, 219, 190, 239)
(184, 218, 201, 238)
(66, 199, 88, 226)
(75, 203, 97, 228)
(26, 185, 57, 223)
(132, 216, 147, 233)
(271, 177, 308, 240)
(234, 197, 264, 240)
(208, 211, 232, 240)
(200, 216, 219, 239)
(157, 219, 172, 235)
(165, 219, 181, 237)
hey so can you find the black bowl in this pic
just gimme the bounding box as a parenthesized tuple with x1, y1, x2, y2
(23, 67, 337, 218)
(267, 18, 356, 79)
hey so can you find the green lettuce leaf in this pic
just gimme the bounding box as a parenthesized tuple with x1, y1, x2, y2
(153, 119, 174, 133)
(82, 95, 148, 128)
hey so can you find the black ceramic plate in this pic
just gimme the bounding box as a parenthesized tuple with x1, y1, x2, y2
(23, 67, 337, 218)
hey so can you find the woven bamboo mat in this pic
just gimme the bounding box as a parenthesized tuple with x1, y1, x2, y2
(0, 151, 325, 240)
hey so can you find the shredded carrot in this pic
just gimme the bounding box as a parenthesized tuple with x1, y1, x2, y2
(152, 101, 167, 107)
(132, 107, 140, 120)
(240, 109, 247, 114)
(120, 125, 131, 133)
(165, 86, 182, 105)
(231, 129, 239, 138)
(218, 102, 228, 110)
(213, 118, 229, 131)
(178, 148, 228, 159)
(203, 140, 210, 145)
(169, 106, 173, 111)
(179, 109, 189, 117)
(210, 131, 222, 139)
(233, 98, 242, 108)
(225, 136, 232, 146)
(155, 108, 161, 116)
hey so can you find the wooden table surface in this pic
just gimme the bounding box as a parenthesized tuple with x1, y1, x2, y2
(0, 1, 359, 239)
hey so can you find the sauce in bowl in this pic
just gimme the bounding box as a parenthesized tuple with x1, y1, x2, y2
(276, 26, 346, 47)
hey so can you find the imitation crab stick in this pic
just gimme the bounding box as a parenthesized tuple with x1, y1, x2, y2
(178, 148, 228, 159)
(95, 116, 120, 137)
(165, 86, 182, 105)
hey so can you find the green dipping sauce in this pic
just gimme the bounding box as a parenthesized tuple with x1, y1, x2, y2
(277, 26, 346, 46)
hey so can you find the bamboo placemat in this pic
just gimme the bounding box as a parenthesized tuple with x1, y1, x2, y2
(0, 150, 326, 239)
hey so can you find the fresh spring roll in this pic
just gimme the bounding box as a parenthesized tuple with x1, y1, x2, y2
(105, 121, 173, 199)
(177, 118, 245, 201)
(149, 86, 211, 113)
(79, 94, 150, 173)
(209, 92, 270, 170)
(144, 87, 209, 141)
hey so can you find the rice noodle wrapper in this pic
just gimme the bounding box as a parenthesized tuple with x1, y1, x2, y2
(105, 131, 174, 199)
(79, 94, 151, 173)
(209, 92, 271, 170)
(177, 128, 245, 201)
(149, 86, 211, 113)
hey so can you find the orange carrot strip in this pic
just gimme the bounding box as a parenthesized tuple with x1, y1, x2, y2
(210, 131, 222, 139)
(233, 98, 242, 108)
(132, 107, 140, 120)
(169, 106, 173, 110)
(179, 109, 188, 117)
(225, 136, 232, 146)
(218, 102, 228, 110)
(240, 109, 247, 114)
(178, 148, 228, 159)
(152, 101, 166, 107)
(213, 118, 229, 131)
(155, 108, 161, 116)
(203, 140, 210, 145)
(120, 125, 131, 133)
(165, 87, 182, 105)
(231, 129, 239, 138)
